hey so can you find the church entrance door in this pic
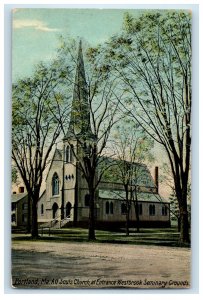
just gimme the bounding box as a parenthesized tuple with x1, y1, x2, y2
(66, 202, 71, 218)
(52, 203, 58, 219)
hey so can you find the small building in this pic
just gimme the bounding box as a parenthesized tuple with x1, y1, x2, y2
(11, 191, 29, 228)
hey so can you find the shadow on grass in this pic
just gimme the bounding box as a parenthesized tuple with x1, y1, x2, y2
(12, 227, 190, 248)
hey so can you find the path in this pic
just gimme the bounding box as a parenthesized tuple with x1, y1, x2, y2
(12, 240, 190, 289)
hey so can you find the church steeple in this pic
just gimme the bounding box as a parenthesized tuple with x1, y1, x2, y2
(66, 40, 92, 138)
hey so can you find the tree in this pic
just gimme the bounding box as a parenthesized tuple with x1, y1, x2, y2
(105, 120, 154, 235)
(12, 61, 71, 238)
(160, 162, 191, 231)
(58, 38, 123, 240)
(103, 11, 191, 243)
(12, 167, 18, 184)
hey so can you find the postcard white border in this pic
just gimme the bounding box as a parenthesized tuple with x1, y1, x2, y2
(1, 0, 201, 298)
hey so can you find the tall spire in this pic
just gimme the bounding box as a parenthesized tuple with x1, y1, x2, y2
(67, 40, 92, 138)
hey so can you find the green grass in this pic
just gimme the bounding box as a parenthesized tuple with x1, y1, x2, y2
(12, 227, 190, 248)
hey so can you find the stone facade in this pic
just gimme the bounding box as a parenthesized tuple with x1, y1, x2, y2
(37, 154, 170, 228)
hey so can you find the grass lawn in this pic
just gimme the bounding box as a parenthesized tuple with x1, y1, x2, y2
(12, 226, 190, 248)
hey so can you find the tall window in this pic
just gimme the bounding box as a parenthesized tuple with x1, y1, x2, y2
(162, 205, 167, 216)
(52, 173, 59, 195)
(22, 203, 28, 210)
(106, 201, 109, 214)
(41, 204, 44, 215)
(65, 145, 74, 163)
(138, 203, 143, 215)
(110, 202, 113, 214)
(149, 204, 155, 216)
(121, 203, 127, 214)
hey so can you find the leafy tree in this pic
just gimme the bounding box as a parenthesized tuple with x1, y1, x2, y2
(12, 167, 18, 184)
(12, 61, 71, 238)
(101, 11, 191, 244)
(105, 120, 154, 235)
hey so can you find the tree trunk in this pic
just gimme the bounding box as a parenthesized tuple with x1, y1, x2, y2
(179, 196, 190, 244)
(133, 186, 140, 233)
(26, 192, 31, 233)
(88, 188, 96, 241)
(31, 200, 38, 238)
(173, 174, 190, 243)
(169, 153, 190, 244)
(180, 211, 189, 244)
(126, 208, 130, 236)
(178, 216, 181, 232)
(61, 158, 65, 220)
(31, 188, 39, 238)
(135, 197, 140, 233)
(125, 186, 130, 236)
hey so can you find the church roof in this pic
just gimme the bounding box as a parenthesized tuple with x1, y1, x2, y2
(65, 40, 93, 139)
(11, 193, 27, 203)
(45, 148, 63, 181)
(98, 156, 155, 187)
(55, 148, 62, 159)
(98, 190, 168, 203)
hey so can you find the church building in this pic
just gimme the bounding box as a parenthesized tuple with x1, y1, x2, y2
(37, 41, 170, 229)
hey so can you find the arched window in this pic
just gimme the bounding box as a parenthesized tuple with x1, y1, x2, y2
(110, 202, 113, 214)
(85, 194, 90, 206)
(65, 146, 70, 163)
(121, 203, 127, 214)
(41, 204, 44, 215)
(52, 173, 59, 195)
(70, 145, 74, 163)
(106, 201, 109, 214)
(66, 202, 72, 218)
(65, 145, 74, 163)
(149, 204, 155, 216)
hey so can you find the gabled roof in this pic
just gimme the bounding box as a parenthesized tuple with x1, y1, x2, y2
(45, 148, 63, 181)
(98, 156, 155, 187)
(39, 189, 46, 199)
(99, 190, 168, 203)
(11, 193, 27, 203)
